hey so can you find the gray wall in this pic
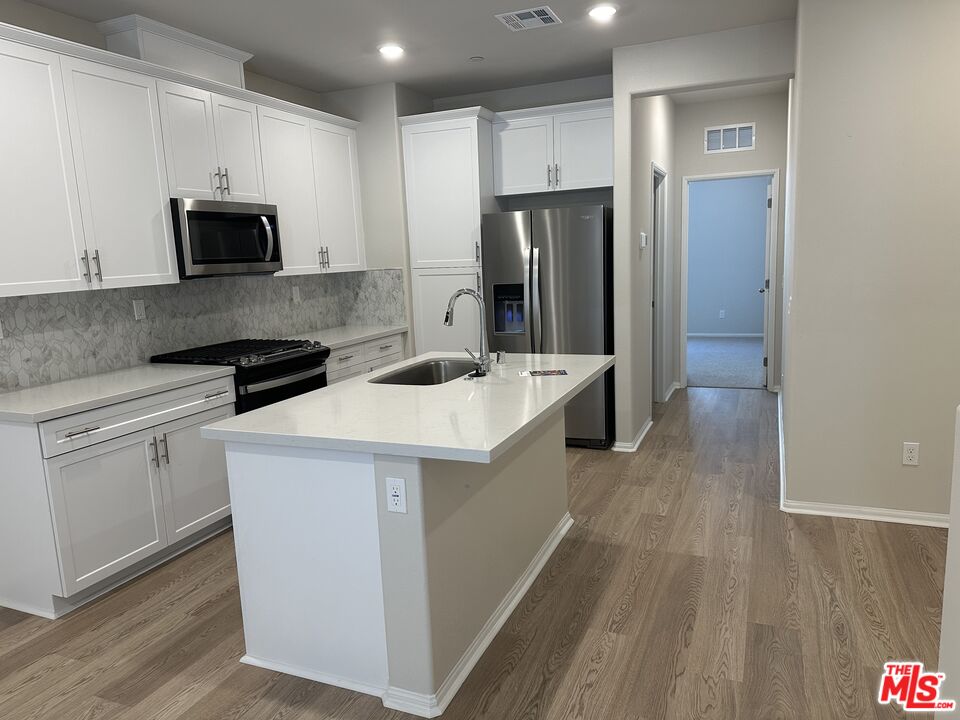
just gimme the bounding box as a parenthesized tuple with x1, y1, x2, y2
(781, 0, 960, 516)
(687, 176, 768, 335)
(432, 74, 612, 112)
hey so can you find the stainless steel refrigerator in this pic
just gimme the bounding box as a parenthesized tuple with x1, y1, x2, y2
(481, 206, 614, 448)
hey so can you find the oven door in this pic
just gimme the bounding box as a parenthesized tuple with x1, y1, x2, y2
(236, 365, 327, 413)
(172, 198, 283, 278)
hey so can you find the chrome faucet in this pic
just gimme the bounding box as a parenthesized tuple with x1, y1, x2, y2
(443, 288, 491, 376)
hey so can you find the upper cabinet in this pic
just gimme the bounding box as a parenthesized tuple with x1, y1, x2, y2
(492, 101, 613, 196)
(61, 57, 179, 289)
(311, 121, 365, 273)
(0, 39, 88, 298)
(402, 110, 496, 269)
(158, 81, 265, 202)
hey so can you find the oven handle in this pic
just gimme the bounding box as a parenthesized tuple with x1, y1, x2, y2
(260, 215, 275, 262)
(238, 365, 326, 395)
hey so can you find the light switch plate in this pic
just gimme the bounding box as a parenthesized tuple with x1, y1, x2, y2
(639, 232, 648, 249)
(133, 299, 146, 321)
(292, 286, 302, 304)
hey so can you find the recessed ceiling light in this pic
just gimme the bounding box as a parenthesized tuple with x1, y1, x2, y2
(588, 4, 617, 22)
(378, 43, 405, 60)
(468, 56, 485, 63)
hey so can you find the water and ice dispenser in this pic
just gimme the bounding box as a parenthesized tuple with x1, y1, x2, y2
(493, 284, 525, 335)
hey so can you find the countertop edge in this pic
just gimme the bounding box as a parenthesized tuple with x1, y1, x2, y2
(0, 366, 236, 424)
(310, 325, 409, 350)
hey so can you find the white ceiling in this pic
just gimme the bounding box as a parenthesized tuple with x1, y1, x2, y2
(31, 0, 797, 97)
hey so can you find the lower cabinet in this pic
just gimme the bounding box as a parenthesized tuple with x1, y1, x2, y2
(326, 333, 406, 385)
(43, 395, 235, 597)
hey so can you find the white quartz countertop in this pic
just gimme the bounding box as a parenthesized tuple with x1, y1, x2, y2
(298, 324, 408, 350)
(202, 352, 614, 463)
(0, 365, 236, 423)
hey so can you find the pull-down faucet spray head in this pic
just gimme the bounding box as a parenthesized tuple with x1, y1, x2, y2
(443, 288, 491, 376)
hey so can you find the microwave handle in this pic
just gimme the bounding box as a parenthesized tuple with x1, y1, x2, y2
(260, 216, 275, 262)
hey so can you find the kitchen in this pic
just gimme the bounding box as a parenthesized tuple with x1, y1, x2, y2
(1, 1, 957, 719)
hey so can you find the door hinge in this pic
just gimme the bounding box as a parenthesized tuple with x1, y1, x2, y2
(763, 357, 768, 367)
(765, 278, 770, 289)
(767, 197, 772, 208)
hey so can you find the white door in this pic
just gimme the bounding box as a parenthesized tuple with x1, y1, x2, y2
(492, 116, 554, 195)
(157, 81, 219, 200)
(212, 93, 265, 203)
(554, 108, 613, 191)
(259, 106, 322, 274)
(0, 40, 88, 297)
(46, 428, 168, 596)
(61, 57, 178, 289)
(412, 268, 483, 353)
(156, 406, 234, 543)
(403, 120, 482, 269)
(762, 182, 773, 388)
(311, 121, 365, 272)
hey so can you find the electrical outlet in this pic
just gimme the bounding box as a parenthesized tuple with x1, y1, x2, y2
(292, 286, 302, 304)
(386, 477, 407, 514)
(719, 310, 726, 320)
(132, 299, 146, 321)
(902, 442, 920, 466)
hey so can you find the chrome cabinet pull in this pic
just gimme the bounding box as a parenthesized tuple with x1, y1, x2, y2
(379, 344, 393, 351)
(204, 390, 229, 401)
(339, 354, 354, 362)
(555, 163, 560, 187)
(475, 242, 480, 263)
(149, 438, 159, 467)
(91, 250, 103, 282)
(222, 167, 230, 195)
(159, 434, 169, 464)
(547, 164, 552, 188)
(213, 166, 222, 198)
(318, 249, 323, 266)
(64, 426, 100, 439)
(323, 246, 330, 269)
(476, 272, 481, 291)
(80, 251, 91, 281)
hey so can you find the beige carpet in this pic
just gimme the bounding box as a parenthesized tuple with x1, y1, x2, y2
(686, 336, 764, 388)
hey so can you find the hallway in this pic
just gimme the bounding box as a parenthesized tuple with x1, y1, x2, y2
(687, 336, 765, 388)
(0, 389, 946, 719)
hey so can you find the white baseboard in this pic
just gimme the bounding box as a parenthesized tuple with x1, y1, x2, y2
(687, 333, 763, 338)
(778, 391, 786, 512)
(382, 512, 575, 718)
(612, 417, 652, 453)
(663, 382, 681, 403)
(780, 499, 949, 528)
(241, 655, 386, 699)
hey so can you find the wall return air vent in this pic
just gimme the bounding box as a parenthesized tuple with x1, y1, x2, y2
(495, 6, 563, 31)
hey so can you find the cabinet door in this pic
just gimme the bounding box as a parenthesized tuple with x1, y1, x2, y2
(156, 406, 234, 544)
(258, 106, 322, 275)
(403, 120, 482, 269)
(61, 57, 178, 289)
(46, 428, 168, 596)
(492, 116, 554, 196)
(157, 81, 219, 200)
(554, 108, 613, 191)
(213, 93, 265, 203)
(0, 40, 88, 297)
(311, 121, 365, 272)
(412, 268, 483, 353)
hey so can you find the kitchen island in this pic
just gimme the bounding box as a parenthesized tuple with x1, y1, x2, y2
(202, 351, 614, 718)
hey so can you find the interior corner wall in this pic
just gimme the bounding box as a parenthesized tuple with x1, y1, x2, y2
(612, 20, 795, 446)
(782, 0, 960, 516)
(0, 0, 103, 48)
(672, 91, 789, 384)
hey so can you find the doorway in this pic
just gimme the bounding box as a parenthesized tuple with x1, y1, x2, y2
(651, 164, 667, 403)
(681, 170, 779, 389)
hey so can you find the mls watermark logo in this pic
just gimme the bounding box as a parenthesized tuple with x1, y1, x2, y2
(878, 662, 956, 712)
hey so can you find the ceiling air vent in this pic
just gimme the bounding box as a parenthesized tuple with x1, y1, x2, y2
(495, 6, 563, 31)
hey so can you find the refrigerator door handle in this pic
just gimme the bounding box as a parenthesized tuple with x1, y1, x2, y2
(531, 247, 542, 353)
(522, 246, 532, 352)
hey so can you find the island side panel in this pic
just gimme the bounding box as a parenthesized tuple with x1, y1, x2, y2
(376, 410, 571, 713)
(224, 443, 389, 695)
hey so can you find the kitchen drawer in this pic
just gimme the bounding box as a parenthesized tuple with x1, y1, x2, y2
(40, 377, 235, 459)
(363, 334, 403, 362)
(327, 365, 367, 385)
(328, 343, 364, 371)
(368, 352, 403, 372)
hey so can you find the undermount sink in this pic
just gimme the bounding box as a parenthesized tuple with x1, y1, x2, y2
(370, 358, 477, 386)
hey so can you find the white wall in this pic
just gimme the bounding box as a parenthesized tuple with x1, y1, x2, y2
(613, 21, 795, 445)
(687, 176, 768, 335)
(673, 91, 788, 383)
(781, 0, 960, 518)
(432, 74, 612, 112)
(0, 0, 103, 48)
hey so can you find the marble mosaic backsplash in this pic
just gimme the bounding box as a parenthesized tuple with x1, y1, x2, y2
(0, 269, 405, 392)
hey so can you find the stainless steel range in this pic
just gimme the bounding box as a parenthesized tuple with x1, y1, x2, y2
(152, 339, 330, 413)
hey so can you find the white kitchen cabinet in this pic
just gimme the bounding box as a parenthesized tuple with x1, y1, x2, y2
(412, 268, 483, 354)
(492, 100, 613, 196)
(156, 406, 233, 544)
(0, 39, 88, 298)
(492, 115, 553, 195)
(61, 57, 178, 289)
(259, 105, 323, 275)
(157, 81, 220, 199)
(311, 120, 365, 272)
(401, 110, 495, 269)
(212, 93, 265, 203)
(46, 427, 168, 597)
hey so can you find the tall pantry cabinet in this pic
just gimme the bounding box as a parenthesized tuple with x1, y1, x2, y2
(401, 108, 497, 354)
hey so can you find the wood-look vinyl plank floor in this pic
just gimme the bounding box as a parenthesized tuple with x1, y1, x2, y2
(0, 388, 947, 719)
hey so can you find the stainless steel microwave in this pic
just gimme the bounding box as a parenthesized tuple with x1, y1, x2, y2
(170, 198, 283, 278)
